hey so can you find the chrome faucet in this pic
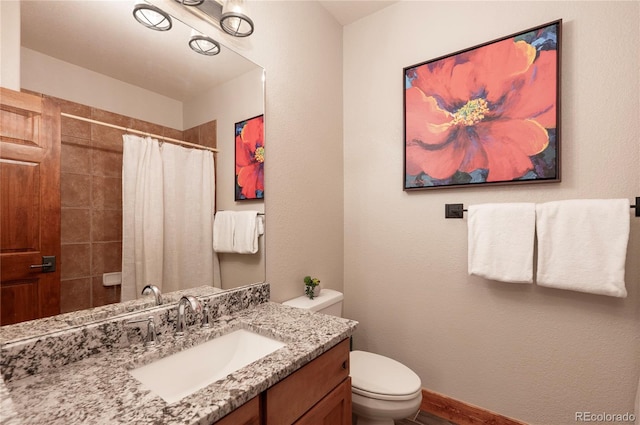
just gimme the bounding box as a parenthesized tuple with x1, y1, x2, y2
(176, 296, 202, 336)
(126, 316, 157, 347)
(141, 284, 163, 305)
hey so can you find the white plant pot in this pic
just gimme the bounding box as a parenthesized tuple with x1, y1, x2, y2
(305, 285, 321, 298)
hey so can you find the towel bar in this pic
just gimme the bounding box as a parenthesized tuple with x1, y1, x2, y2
(215, 211, 265, 215)
(445, 197, 639, 219)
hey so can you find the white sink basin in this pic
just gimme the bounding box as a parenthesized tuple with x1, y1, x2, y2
(129, 329, 286, 403)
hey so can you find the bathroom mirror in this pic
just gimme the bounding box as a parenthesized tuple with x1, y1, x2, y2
(4, 0, 265, 329)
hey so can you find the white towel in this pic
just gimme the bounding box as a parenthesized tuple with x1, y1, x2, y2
(257, 214, 265, 236)
(233, 211, 261, 254)
(212, 211, 262, 254)
(212, 211, 235, 253)
(468, 203, 536, 283)
(535, 199, 630, 298)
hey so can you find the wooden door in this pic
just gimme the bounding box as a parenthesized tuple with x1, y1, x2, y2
(294, 378, 352, 425)
(1, 87, 61, 325)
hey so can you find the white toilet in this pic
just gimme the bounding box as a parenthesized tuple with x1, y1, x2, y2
(283, 289, 422, 425)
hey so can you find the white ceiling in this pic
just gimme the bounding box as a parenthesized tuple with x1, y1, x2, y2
(19, 1, 395, 101)
(319, 1, 397, 26)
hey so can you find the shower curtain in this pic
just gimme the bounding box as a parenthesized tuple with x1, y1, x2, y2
(121, 135, 219, 302)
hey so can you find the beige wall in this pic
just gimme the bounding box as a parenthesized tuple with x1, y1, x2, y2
(0, 0, 21, 90)
(343, 2, 639, 425)
(21, 48, 184, 129)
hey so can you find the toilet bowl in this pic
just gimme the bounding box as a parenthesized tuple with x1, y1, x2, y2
(283, 289, 422, 425)
(350, 350, 422, 425)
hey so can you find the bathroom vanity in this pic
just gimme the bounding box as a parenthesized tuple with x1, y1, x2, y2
(0, 283, 357, 424)
(216, 339, 351, 425)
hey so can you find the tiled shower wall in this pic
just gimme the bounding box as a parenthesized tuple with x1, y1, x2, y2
(47, 95, 216, 313)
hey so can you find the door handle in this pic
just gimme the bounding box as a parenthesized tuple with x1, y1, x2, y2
(30, 256, 56, 273)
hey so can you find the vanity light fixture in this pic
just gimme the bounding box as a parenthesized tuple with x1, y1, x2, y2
(132, 2, 173, 31)
(174, 0, 205, 6)
(175, 0, 254, 38)
(189, 33, 221, 56)
(220, 0, 254, 37)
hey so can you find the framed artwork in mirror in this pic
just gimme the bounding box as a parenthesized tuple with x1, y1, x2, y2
(403, 20, 561, 190)
(235, 114, 265, 200)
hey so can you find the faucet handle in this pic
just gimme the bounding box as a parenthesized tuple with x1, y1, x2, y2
(126, 316, 157, 347)
(202, 304, 211, 328)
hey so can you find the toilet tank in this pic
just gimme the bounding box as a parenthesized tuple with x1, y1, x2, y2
(282, 289, 344, 317)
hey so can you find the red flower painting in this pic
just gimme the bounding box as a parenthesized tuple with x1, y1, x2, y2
(235, 115, 264, 200)
(404, 21, 560, 189)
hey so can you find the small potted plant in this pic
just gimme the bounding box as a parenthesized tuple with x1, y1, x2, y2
(304, 276, 321, 299)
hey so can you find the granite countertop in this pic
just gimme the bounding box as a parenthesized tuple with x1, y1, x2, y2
(3, 302, 358, 425)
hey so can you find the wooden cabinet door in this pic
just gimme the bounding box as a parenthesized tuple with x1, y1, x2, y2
(265, 339, 350, 425)
(294, 377, 352, 425)
(214, 396, 260, 425)
(1, 88, 61, 325)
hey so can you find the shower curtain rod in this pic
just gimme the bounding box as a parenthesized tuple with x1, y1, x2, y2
(61, 112, 219, 153)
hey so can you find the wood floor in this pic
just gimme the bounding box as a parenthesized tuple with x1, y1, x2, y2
(395, 411, 457, 425)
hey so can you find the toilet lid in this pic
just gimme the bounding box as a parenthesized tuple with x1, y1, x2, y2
(350, 351, 421, 401)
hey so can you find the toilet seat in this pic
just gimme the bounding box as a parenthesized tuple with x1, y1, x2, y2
(352, 385, 422, 401)
(350, 350, 422, 401)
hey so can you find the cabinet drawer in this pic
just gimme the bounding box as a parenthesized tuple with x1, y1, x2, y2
(265, 338, 350, 425)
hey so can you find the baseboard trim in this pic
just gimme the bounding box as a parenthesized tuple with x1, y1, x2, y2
(420, 388, 528, 425)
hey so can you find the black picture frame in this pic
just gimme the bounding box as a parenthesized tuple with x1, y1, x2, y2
(403, 20, 562, 190)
